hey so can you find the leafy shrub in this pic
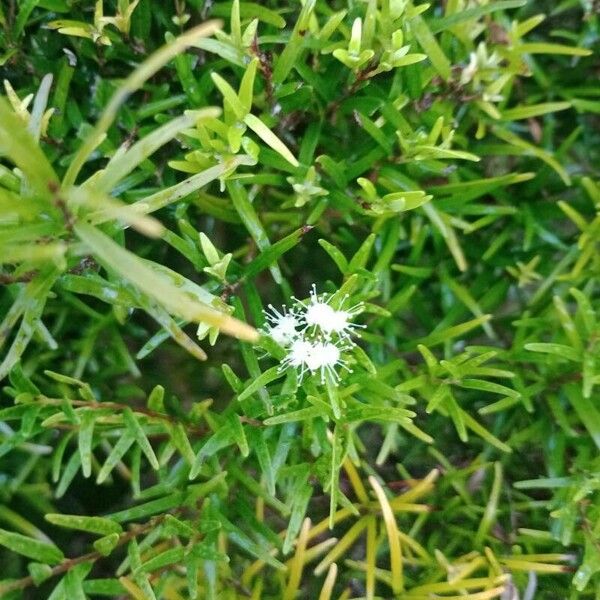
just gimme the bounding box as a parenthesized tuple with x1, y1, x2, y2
(0, 0, 599, 598)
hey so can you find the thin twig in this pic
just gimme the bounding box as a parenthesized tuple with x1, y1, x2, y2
(0, 515, 168, 595)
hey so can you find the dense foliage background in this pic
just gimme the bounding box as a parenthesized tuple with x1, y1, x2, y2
(0, 0, 599, 598)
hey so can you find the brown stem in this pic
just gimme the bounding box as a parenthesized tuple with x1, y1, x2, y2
(0, 270, 38, 285)
(326, 62, 379, 121)
(36, 395, 263, 432)
(251, 35, 274, 109)
(0, 257, 96, 287)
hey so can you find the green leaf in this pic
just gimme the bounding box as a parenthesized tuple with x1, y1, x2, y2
(78, 411, 95, 478)
(413, 145, 480, 162)
(428, 172, 535, 198)
(429, 1, 526, 32)
(127, 156, 253, 218)
(348, 233, 376, 272)
(28, 562, 54, 586)
(0, 268, 60, 381)
(238, 58, 258, 115)
(501, 102, 571, 121)
(64, 563, 90, 600)
(565, 385, 600, 450)
(96, 430, 136, 485)
(122, 408, 159, 470)
(137, 547, 186, 574)
(243, 227, 309, 280)
(46, 514, 122, 536)
(328, 423, 344, 527)
(458, 379, 520, 399)
(190, 425, 236, 479)
(410, 14, 451, 81)
(514, 43, 592, 57)
(238, 366, 284, 401)
(14, 0, 40, 38)
(493, 126, 571, 185)
(399, 420, 434, 444)
(108, 491, 186, 523)
(462, 411, 512, 453)
(247, 429, 276, 495)
(263, 405, 326, 425)
(93, 534, 121, 556)
(225, 523, 285, 569)
(282, 467, 312, 554)
(166, 423, 196, 466)
(211, 72, 246, 119)
(422, 203, 468, 272)
(573, 533, 600, 591)
(406, 315, 491, 349)
(345, 405, 416, 424)
(194, 37, 245, 67)
(95, 111, 218, 193)
(227, 179, 282, 284)
(273, 0, 315, 84)
(56, 449, 80, 498)
(210, 2, 286, 28)
(524, 343, 580, 362)
(0, 528, 64, 565)
(230, 415, 249, 458)
(83, 579, 126, 596)
(244, 113, 299, 167)
(318, 239, 348, 273)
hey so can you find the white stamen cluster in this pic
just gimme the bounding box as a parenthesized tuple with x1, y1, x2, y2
(263, 285, 364, 385)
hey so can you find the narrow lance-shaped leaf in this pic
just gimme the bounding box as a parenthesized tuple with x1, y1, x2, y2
(28, 73, 53, 142)
(238, 366, 284, 401)
(410, 14, 451, 81)
(513, 42, 592, 57)
(243, 227, 310, 279)
(501, 102, 571, 121)
(78, 411, 95, 478)
(101, 157, 253, 221)
(429, 0, 527, 32)
(524, 343, 580, 362)
(369, 476, 403, 593)
(404, 315, 491, 350)
(227, 179, 283, 284)
(273, 0, 316, 83)
(0, 528, 64, 565)
(211, 72, 246, 119)
(45, 514, 123, 536)
(244, 113, 299, 167)
(122, 408, 159, 470)
(96, 430, 136, 485)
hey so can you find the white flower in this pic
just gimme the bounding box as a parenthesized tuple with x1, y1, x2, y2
(324, 299, 365, 341)
(264, 304, 300, 346)
(279, 339, 351, 384)
(279, 339, 315, 381)
(307, 341, 351, 384)
(264, 285, 364, 386)
(297, 285, 365, 341)
(305, 301, 337, 331)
